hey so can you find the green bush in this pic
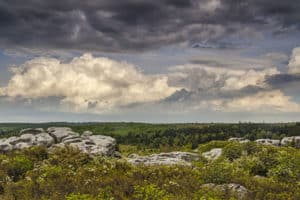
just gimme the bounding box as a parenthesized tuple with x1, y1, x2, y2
(6, 155, 33, 181)
(133, 183, 172, 200)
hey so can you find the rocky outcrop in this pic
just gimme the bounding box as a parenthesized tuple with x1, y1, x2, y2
(0, 127, 117, 156)
(228, 137, 250, 143)
(254, 137, 300, 147)
(202, 148, 222, 160)
(201, 183, 252, 199)
(127, 152, 199, 166)
(281, 136, 300, 147)
(255, 139, 280, 146)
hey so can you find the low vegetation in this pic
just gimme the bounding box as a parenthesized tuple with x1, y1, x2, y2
(0, 122, 300, 199)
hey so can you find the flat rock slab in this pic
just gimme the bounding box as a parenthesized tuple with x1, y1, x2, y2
(228, 137, 250, 143)
(255, 139, 280, 146)
(127, 152, 199, 166)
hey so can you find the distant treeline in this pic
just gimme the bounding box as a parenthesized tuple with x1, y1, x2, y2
(1, 122, 300, 149)
(108, 123, 300, 149)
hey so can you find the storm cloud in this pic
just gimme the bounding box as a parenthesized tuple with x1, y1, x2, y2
(1, 0, 300, 52)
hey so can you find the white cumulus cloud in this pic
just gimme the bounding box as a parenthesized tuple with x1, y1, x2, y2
(0, 54, 178, 112)
(210, 90, 300, 112)
(288, 47, 300, 74)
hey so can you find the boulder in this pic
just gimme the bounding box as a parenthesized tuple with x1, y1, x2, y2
(14, 142, 31, 150)
(0, 139, 13, 152)
(127, 152, 199, 166)
(50, 133, 117, 156)
(68, 141, 92, 154)
(281, 136, 300, 147)
(202, 148, 222, 160)
(201, 183, 252, 200)
(6, 134, 35, 146)
(255, 139, 280, 146)
(5, 136, 18, 145)
(228, 137, 250, 143)
(35, 133, 55, 147)
(87, 135, 116, 156)
(47, 127, 79, 143)
(82, 131, 93, 137)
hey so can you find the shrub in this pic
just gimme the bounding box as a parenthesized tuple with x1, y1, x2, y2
(133, 183, 172, 200)
(6, 155, 33, 181)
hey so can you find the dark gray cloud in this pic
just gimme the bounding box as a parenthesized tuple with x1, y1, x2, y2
(266, 74, 300, 86)
(265, 74, 300, 91)
(0, 0, 300, 52)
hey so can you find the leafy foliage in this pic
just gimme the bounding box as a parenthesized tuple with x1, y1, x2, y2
(0, 123, 300, 199)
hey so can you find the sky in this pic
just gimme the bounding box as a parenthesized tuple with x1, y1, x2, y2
(0, 0, 300, 123)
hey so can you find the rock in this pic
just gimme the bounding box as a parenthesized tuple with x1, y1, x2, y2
(281, 136, 300, 147)
(6, 134, 35, 146)
(114, 151, 122, 158)
(14, 142, 31, 150)
(20, 134, 35, 143)
(0, 127, 117, 157)
(49, 132, 117, 156)
(127, 152, 199, 166)
(5, 136, 18, 145)
(20, 128, 45, 135)
(47, 127, 79, 143)
(35, 133, 55, 147)
(68, 142, 91, 154)
(82, 131, 93, 137)
(0, 139, 13, 152)
(87, 135, 116, 156)
(202, 148, 222, 160)
(255, 139, 280, 146)
(62, 135, 83, 144)
(201, 183, 252, 200)
(228, 137, 250, 143)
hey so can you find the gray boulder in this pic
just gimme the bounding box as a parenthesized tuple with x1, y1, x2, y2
(0, 139, 13, 152)
(35, 133, 55, 147)
(202, 148, 222, 160)
(47, 129, 117, 156)
(47, 127, 79, 143)
(14, 142, 31, 150)
(127, 152, 199, 166)
(281, 136, 300, 147)
(6, 134, 35, 146)
(88, 135, 116, 156)
(82, 131, 93, 137)
(255, 139, 280, 146)
(228, 137, 250, 143)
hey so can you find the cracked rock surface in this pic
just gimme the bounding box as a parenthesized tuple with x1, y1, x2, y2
(0, 127, 117, 156)
(127, 152, 200, 166)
